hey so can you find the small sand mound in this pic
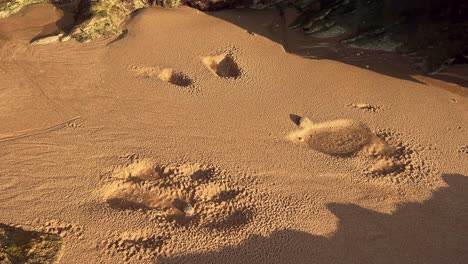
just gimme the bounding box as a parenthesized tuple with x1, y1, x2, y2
(130, 66, 193, 87)
(103, 160, 255, 228)
(288, 116, 372, 156)
(457, 145, 468, 154)
(130, 65, 159, 78)
(202, 54, 241, 78)
(158, 68, 193, 87)
(364, 129, 439, 184)
(369, 158, 403, 174)
(287, 115, 436, 181)
(348, 103, 383, 113)
(112, 159, 162, 181)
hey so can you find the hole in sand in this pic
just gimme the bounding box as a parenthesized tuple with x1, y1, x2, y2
(157, 68, 193, 87)
(202, 54, 241, 78)
(103, 160, 255, 228)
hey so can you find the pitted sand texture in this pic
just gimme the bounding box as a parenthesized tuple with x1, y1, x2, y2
(0, 5, 467, 264)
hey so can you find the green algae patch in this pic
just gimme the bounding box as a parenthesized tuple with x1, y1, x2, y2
(0, 0, 49, 18)
(69, 0, 147, 42)
(0, 224, 62, 264)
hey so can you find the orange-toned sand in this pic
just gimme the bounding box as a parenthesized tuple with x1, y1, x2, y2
(0, 4, 467, 264)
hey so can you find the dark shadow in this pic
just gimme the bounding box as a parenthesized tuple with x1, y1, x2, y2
(107, 8, 146, 46)
(0, 223, 62, 264)
(29, 2, 76, 43)
(204, 208, 254, 230)
(161, 173, 468, 263)
(204, 7, 468, 90)
(289, 113, 302, 126)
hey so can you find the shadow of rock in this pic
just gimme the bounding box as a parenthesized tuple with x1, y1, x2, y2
(28, 2, 75, 43)
(205, 4, 468, 89)
(0, 223, 62, 264)
(161, 173, 468, 264)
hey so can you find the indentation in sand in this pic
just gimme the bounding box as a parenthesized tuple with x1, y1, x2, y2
(457, 145, 468, 154)
(28, 218, 84, 240)
(130, 66, 193, 87)
(103, 160, 255, 228)
(202, 54, 241, 78)
(369, 158, 403, 174)
(157, 68, 193, 87)
(366, 129, 439, 184)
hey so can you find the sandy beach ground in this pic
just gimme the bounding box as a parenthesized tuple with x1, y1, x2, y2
(0, 4, 467, 263)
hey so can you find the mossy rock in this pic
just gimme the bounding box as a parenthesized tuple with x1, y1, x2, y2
(70, 0, 148, 42)
(0, 224, 62, 264)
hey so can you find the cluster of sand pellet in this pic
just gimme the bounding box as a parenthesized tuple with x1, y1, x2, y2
(103, 159, 257, 227)
(347, 103, 384, 113)
(360, 129, 439, 186)
(99, 230, 166, 262)
(25, 219, 85, 239)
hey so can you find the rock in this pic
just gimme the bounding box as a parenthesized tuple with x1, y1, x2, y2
(69, 0, 147, 42)
(0, 0, 57, 18)
(0, 0, 466, 71)
(0, 224, 62, 264)
(30, 32, 64, 45)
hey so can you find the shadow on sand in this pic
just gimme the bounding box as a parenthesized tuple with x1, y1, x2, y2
(29, 3, 75, 43)
(161, 173, 468, 264)
(205, 8, 468, 91)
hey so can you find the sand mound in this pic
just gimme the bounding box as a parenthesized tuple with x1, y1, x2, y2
(158, 68, 193, 87)
(369, 158, 403, 174)
(103, 160, 255, 227)
(363, 129, 438, 184)
(130, 66, 192, 87)
(457, 145, 468, 154)
(112, 159, 162, 181)
(130, 65, 159, 78)
(347, 103, 383, 113)
(202, 54, 241, 78)
(34, 220, 84, 239)
(288, 116, 372, 156)
(287, 116, 437, 182)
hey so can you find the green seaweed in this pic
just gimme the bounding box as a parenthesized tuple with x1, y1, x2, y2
(0, 224, 62, 264)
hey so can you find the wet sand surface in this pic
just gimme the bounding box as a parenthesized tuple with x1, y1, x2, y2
(0, 5, 467, 263)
